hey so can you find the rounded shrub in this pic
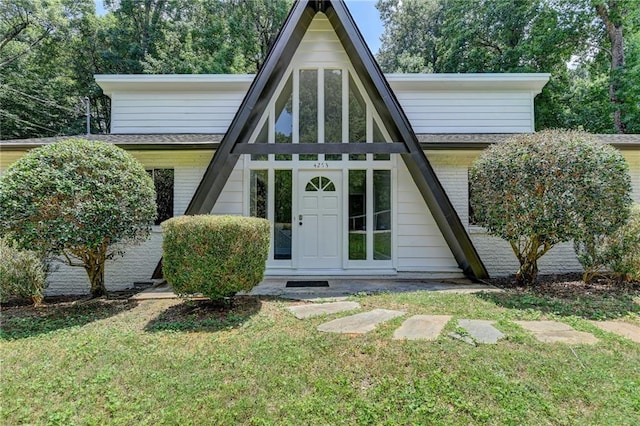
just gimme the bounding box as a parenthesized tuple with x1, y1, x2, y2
(162, 215, 271, 299)
(0, 237, 48, 305)
(0, 138, 157, 297)
(470, 129, 632, 284)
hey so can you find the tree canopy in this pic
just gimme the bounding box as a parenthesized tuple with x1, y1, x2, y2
(377, 0, 640, 134)
(1, 0, 292, 139)
(1, 0, 638, 139)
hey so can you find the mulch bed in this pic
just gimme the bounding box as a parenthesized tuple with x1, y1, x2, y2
(488, 273, 640, 298)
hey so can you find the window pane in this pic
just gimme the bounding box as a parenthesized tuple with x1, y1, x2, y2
(251, 121, 268, 161)
(274, 170, 292, 259)
(148, 169, 174, 226)
(299, 69, 318, 161)
(275, 75, 293, 161)
(324, 69, 342, 161)
(373, 120, 390, 161)
(349, 74, 366, 161)
(250, 170, 268, 218)
(373, 170, 391, 260)
(349, 170, 366, 260)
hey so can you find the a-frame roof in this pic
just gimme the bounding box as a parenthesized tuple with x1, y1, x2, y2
(179, 0, 489, 280)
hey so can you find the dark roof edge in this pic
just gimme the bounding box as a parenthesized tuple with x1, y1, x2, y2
(2, 133, 638, 151)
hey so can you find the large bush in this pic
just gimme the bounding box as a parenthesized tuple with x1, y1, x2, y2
(162, 215, 270, 300)
(0, 237, 48, 305)
(576, 203, 640, 282)
(470, 130, 632, 284)
(0, 138, 157, 297)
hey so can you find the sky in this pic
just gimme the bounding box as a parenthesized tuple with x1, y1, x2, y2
(93, 0, 385, 54)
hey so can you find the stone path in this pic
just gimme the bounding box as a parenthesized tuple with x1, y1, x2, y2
(456, 319, 505, 344)
(317, 309, 405, 334)
(393, 315, 451, 341)
(514, 321, 599, 344)
(287, 301, 640, 345)
(589, 321, 640, 343)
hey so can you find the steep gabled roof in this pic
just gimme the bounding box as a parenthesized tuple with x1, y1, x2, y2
(179, 0, 489, 280)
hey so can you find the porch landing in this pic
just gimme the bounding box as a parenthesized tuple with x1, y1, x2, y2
(130, 277, 500, 301)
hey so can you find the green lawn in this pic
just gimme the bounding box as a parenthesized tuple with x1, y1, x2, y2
(2, 290, 639, 425)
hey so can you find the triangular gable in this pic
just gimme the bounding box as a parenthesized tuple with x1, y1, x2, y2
(179, 0, 488, 280)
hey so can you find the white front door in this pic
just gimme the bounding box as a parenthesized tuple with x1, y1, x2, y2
(297, 170, 342, 269)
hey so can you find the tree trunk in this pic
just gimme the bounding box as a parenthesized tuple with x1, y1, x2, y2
(596, 2, 627, 134)
(85, 251, 107, 298)
(516, 259, 539, 286)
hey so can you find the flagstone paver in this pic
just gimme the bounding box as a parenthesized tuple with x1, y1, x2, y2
(457, 319, 505, 344)
(393, 315, 452, 340)
(317, 309, 405, 334)
(590, 321, 640, 343)
(287, 301, 361, 319)
(515, 320, 598, 344)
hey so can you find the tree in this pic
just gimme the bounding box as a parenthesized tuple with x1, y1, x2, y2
(0, 138, 157, 297)
(376, 0, 640, 133)
(469, 130, 632, 284)
(593, 0, 639, 133)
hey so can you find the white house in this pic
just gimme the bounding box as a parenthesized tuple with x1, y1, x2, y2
(2, 0, 639, 294)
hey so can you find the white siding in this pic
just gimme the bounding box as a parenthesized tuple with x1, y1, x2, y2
(395, 161, 460, 272)
(625, 151, 640, 203)
(110, 92, 245, 134)
(392, 91, 535, 133)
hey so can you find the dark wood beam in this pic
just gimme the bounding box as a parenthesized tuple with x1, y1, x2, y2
(232, 142, 407, 154)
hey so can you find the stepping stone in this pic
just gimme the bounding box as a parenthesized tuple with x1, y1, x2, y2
(515, 321, 598, 344)
(448, 332, 477, 346)
(393, 315, 452, 340)
(590, 321, 640, 343)
(317, 309, 405, 334)
(457, 319, 505, 344)
(287, 301, 361, 319)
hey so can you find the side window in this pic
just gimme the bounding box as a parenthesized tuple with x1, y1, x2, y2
(147, 169, 174, 225)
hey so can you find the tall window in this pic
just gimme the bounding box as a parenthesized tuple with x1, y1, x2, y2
(147, 169, 174, 225)
(248, 68, 392, 164)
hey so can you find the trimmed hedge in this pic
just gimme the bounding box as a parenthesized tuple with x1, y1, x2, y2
(162, 215, 270, 299)
(0, 237, 48, 305)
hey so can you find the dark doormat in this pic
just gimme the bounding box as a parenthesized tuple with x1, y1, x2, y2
(285, 280, 330, 288)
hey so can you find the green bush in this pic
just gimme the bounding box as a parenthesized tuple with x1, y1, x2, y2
(162, 215, 271, 299)
(0, 238, 48, 305)
(577, 203, 640, 282)
(0, 138, 157, 297)
(470, 129, 632, 284)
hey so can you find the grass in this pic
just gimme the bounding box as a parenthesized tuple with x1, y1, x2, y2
(2, 290, 640, 425)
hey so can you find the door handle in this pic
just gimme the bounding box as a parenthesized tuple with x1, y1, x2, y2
(299, 214, 303, 226)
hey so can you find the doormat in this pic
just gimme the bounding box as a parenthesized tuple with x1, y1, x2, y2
(286, 280, 330, 288)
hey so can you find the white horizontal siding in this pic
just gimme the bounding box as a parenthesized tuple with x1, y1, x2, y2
(624, 151, 640, 203)
(393, 91, 535, 133)
(396, 161, 459, 272)
(211, 167, 244, 216)
(110, 92, 244, 134)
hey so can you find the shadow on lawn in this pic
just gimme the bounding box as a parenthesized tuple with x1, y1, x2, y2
(1, 297, 138, 340)
(476, 285, 640, 320)
(145, 296, 261, 333)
